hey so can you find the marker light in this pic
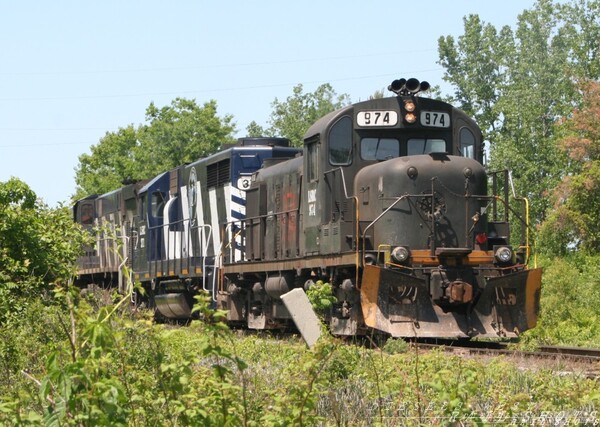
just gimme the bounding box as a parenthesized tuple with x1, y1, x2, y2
(475, 233, 488, 245)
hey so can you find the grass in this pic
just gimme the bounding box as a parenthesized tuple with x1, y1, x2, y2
(0, 280, 599, 426)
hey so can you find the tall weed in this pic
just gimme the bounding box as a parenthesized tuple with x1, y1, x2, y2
(522, 253, 600, 347)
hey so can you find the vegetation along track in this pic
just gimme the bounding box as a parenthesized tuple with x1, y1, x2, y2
(413, 339, 600, 378)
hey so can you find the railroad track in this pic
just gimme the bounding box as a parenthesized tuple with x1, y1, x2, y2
(536, 344, 600, 360)
(412, 339, 600, 378)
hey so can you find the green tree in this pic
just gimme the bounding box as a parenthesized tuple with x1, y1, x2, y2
(561, 0, 600, 78)
(75, 125, 139, 198)
(245, 120, 266, 138)
(137, 98, 236, 175)
(74, 98, 236, 198)
(253, 83, 350, 147)
(489, 0, 575, 222)
(0, 178, 88, 323)
(369, 89, 386, 100)
(438, 14, 510, 138)
(539, 80, 600, 254)
(438, 0, 600, 223)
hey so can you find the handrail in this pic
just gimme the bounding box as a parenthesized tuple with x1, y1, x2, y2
(513, 196, 533, 267)
(192, 224, 213, 295)
(359, 188, 535, 266)
(323, 167, 351, 200)
(361, 194, 411, 266)
(146, 219, 215, 294)
(118, 236, 129, 294)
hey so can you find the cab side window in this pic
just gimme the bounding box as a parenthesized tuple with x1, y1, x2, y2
(328, 116, 353, 166)
(80, 203, 94, 225)
(151, 191, 165, 218)
(460, 127, 476, 159)
(306, 140, 319, 182)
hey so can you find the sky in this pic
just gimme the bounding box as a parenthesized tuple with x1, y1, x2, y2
(0, 1, 542, 207)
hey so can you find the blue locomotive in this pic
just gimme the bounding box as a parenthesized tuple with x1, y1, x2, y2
(75, 79, 542, 338)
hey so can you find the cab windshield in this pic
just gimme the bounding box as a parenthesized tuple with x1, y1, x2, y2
(407, 138, 446, 155)
(361, 138, 399, 160)
(360, 137, 448, 161)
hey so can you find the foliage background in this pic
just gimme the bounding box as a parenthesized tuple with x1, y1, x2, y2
(438, 0, 600, 224)
(0, 179, 89, 325)
(74, 99, 236, 199)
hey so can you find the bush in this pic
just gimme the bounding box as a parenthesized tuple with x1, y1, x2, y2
(1, 292, 598, 426)
(522, 253, 600, 347)
(306, 280, 337, 313)
(0, 178, 90, 325)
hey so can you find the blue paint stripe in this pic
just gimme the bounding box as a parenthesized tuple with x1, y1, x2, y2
(231, 210, 245, 220)
(231, 195, 246, 206)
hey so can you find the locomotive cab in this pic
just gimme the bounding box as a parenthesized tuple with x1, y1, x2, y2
(300, 83, 485, 260)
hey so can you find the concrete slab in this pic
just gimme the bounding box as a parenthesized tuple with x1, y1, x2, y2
(281, 288, 322, 348)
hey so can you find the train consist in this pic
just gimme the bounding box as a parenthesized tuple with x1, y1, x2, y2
(74, 78, 542, 338)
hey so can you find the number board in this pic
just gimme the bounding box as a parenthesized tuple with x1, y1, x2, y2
(420, 111, 450, 128)
(356, 110, 398, 127)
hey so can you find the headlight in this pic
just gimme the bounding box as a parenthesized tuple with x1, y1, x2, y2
(404, 113, 417, 124)
(391, 246, 410, 263)
(494, 246, 513, 263)
(404, 100, 416, 112)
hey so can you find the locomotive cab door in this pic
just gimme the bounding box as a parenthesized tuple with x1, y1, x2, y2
(321, 115, 355, 255)
(302, 137, 322, 255)
(133, 192, 149, 279)
(134, 172, 170, 279)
